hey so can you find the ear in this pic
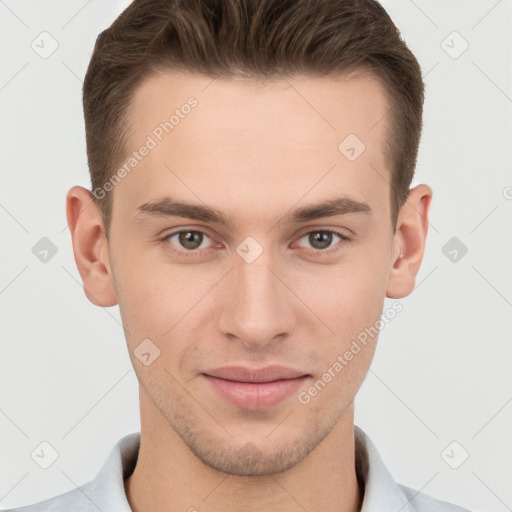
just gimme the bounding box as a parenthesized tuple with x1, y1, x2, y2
(65, 186, 118, 307)
(386, 184, 433, 298)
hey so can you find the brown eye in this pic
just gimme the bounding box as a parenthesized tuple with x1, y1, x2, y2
(163, 230, 213, 254)
(309, 231, 334, 250)
(295, 229, 350, 255)
(178, 231, 204, 250)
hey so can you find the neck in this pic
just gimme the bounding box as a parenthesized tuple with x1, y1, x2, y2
(125, 391, 362, 512)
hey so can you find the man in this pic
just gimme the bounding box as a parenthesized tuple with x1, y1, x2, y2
(4, 0, 471, 510)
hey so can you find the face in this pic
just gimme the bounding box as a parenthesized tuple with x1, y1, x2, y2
(106, 70, 397, 475)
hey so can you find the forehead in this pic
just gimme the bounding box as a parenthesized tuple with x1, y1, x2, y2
(115, 70, 391, 225)
(128, 70, 389, 148)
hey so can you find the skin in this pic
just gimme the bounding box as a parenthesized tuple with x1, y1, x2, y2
(66, 70, 432, 512)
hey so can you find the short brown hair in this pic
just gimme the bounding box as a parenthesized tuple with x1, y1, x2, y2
(83, 0, 424, 238)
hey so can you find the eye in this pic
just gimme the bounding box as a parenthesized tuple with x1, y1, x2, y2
(161, 228, 350, 257)
(163, 230, 214, 256)
(295, 229, 349, 254)
(176, 230, 207, 250)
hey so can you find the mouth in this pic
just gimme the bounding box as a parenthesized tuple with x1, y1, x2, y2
(201, 365, 310, 410)
(203, 364, 309, 383)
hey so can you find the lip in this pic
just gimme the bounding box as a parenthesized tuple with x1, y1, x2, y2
(202, 365, 310, 410)
(203, 365, 308, 383)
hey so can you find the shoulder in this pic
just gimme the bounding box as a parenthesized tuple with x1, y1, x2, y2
(2, 431, 139, 512)
(0, 480, 95, 512)
(354, 425, 471, 512)
(399, 484, 473, 512)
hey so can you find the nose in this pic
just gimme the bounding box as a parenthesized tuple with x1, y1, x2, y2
(217, 249, 297, 350)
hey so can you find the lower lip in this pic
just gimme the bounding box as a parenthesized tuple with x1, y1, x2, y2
(203, 374, 309, 410)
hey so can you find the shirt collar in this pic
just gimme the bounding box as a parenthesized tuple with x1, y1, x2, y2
(91, 431, 139, 511)
(354, 425, 415, 512)
(90, 425, 415, 511)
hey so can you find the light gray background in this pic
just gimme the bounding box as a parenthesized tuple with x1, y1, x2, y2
(1, 1, 511, 510)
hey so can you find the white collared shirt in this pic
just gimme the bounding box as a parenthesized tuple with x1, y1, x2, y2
(2, 426, 472, 511)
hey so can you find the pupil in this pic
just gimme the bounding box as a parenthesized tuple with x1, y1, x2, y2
(310, 231, 331, 249)
(177, 231, 332, 251)
(180, 231, 202, 249)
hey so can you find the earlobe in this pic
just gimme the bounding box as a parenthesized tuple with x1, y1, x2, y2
(65, 186, 118, 307)
(386, 184, 433, 299)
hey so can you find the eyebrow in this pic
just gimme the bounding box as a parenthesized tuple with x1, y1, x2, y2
(135, 195, 372, 228)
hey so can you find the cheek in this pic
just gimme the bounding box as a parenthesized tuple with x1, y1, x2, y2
(110, 246, 172, 339)
(112, 250, 220, 364)
(116, 270, 185, 337)
(295, 265, 385, 410)
(112, 226, 391, 360)
(295, 244, 390, 335)
(289, 239, 390, 382)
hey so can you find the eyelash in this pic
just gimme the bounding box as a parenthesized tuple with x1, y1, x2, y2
(160, 228, 350, 258)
